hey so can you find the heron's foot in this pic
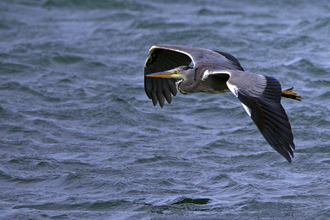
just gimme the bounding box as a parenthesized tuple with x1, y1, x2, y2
(281, 87, 301, 101)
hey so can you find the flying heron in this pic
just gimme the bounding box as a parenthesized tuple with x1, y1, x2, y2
(144, 45, 300, 163)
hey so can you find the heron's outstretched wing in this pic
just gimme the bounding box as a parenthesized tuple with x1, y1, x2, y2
(207, 70, 295, 162)
(144, 45, 244, 107)
(144, 45, 191, 107)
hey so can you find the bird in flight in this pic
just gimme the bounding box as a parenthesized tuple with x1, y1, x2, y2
(144, 45, 301, 163)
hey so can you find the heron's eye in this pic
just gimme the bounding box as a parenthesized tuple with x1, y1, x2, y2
(171, 69, 180, 74)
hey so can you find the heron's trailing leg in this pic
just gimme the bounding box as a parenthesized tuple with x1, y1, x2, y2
(281, 87, 301, 101)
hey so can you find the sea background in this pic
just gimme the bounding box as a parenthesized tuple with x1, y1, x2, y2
(1, 0, 330, 219)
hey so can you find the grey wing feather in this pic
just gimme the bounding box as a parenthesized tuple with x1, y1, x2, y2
(209, 70, 295, 162)
(155, 45, 244, 70)
(227, 71, 295, 162)
(212, 50, 244, 71)
(144, 45, 244, 107)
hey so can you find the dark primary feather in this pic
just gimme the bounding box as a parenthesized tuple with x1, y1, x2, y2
(237, 76, 295, 162)
(144, 46, 191, 107)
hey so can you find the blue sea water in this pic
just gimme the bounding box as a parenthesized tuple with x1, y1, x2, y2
(1, 0, 330, 219)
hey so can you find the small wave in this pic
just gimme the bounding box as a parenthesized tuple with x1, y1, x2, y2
(13, 199, 133, 211)
(43, 0, 155, 11)
(319, 91, 330, 100)
(0, 80, 63, 103)
(131, 19, 188, 30)
(284, 58, 327, 76)
(0, 105, 5, 116)
(0, 169, 12, 180)
(172, 197, 211, 205)
(0, 61, 35, 74)
(51, 53, 84, 64)
(197, 8, 218, 16)
(146, 196, 213, 216)
(88, 199, 132, 211)
(0, 81, 40, 97)
(134, 155, 166, 164)
(294, 17, 330, 36)
(172, 197, 210, 205)
(0, 18, 27, 30)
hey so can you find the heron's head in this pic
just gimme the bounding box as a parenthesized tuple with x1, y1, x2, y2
(146, 66, 192, 80)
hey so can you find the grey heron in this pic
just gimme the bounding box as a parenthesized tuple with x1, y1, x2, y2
(144, 45, 300, 163)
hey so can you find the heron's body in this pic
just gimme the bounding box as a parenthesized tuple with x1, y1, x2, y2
(144, 45, 300, 163)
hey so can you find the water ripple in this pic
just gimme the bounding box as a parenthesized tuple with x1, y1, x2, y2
(1, 1, 330, 219)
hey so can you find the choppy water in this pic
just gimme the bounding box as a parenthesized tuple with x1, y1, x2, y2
(1, 0, 330, 219)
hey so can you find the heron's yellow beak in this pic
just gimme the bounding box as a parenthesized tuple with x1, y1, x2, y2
(147, 69, 181, 78)
(147, 72, 173, 78)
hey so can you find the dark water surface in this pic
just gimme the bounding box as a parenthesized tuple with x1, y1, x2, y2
(1, 0, 330, 219)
